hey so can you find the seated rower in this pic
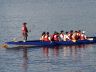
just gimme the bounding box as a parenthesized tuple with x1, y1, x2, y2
(71, 31, 77, 42)
(59, 30, 64, 41)
(64, 32, 70, 41)
(40, 32, 46, 41)
(51, 31, 59, 41)
(43, 32, 51, 41)
(76, 30, 81, 40)
(68, 30, 73, 40)
(80, 31, 87, 40)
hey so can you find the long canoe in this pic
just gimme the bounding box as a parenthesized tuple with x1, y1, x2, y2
(5, 37, 96, 47)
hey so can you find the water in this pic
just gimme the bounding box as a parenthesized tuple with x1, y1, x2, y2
(0, 0, 96, 72)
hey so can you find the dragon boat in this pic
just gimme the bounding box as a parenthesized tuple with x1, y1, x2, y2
(5, 37, 96, 48)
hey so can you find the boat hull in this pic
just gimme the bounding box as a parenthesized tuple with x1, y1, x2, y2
(5, 39, 96, 47)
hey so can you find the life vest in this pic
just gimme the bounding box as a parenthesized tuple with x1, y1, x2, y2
(53, 34, 59, 41)
(22, 25, 28, 33)
(60, 34, 64, 40)
(71, 33, 77, 42)
(60, 34, 64, 38)
(43, 35, 50, 41)
(64, 35, 70, 41)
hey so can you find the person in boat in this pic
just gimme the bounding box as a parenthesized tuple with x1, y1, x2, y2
(76, 30, 81, 40)
(41, 32, 51, 41)
(59, 31, 70, 41)
(64, 32, 70, 41)
(71, 31, 77, 42)
(59, 30, 65, 41)
(51, 31, 59, 41)
(43, 32, 51, 41)
(22, 22, 28, 42)
(40, 32, 46, 41)
(68, 30, 73, 40)
(80, 31, 87, 40)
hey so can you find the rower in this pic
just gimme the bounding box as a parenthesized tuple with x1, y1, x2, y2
(43, 32, 51, 41)
(68, 30, 73, 40)
(71, 31, 77, 42)
(40, 32, 46, 41)
(80, 31, 87, 40)
(51, 31, 59, 41)
(76, 30, 81, 40)
(64, 32, 70, 41)
(59, 30, 64, 41)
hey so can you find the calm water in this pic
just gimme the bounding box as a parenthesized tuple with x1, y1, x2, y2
(0, 0, 96, 72)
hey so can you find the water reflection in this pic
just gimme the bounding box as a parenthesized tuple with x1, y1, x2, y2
(42, 44, 93, 62)
(42, 46, 59, 57)
(4, 44, 95, 72)
(22, 47, 28, 72)
(53, 46, 59, 57)
(42, 47, 49, 57)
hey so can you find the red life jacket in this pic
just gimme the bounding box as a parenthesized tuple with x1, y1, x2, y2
(43, 35, 50, 41)
(53, 34, 59, 41)
(22, 25, 28, 33)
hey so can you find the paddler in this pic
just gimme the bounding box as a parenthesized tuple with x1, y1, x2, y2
(43, 32, 51, 41)
(76, 30, 81, 40)
(59, 30, 64, 41)
(40, 32, 51, 41)
(22, 22, 28, 42)
(68, 30, 73, 40)
(80, 31, 87, 40)
(40, 32, 46, 41)
(71, 31, 77, 42)
(51, 31, 59, 41)
(64, 32, 70, 41)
